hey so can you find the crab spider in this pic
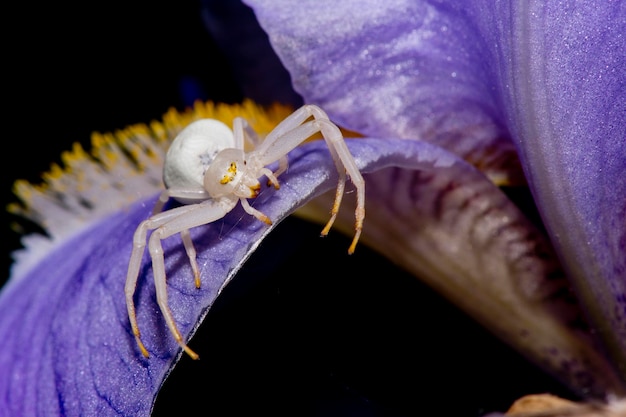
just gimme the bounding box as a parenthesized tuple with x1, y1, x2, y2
(125, 104, 365, 360)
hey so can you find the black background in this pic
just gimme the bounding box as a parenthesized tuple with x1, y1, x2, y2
(3, 2, 576, 416)
(2, 2, 242, 282)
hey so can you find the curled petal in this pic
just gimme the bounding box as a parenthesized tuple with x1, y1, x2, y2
(0, 138, 621, 416)
(483, 1, 626, 378)
(244, 0, 626, 386)
(302, 144, 624, 398)
(0, 139, 471, 415)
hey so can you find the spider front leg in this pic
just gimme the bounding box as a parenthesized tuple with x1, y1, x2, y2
(233, 116, 288, 189)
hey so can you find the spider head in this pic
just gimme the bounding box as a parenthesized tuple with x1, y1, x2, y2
(205, 148, 260, 199)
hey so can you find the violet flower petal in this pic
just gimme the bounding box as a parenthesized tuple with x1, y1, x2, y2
(483, 1, 626, 377)
(3, 138, 621, 416)
(244, 0, 524, 184)
(303, 150, 623, 398)
(0, 138, 494, 416)
(244, 0, 626, 383)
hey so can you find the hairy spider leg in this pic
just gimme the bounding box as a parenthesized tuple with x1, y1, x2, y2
(239, 197, 272, 225)
(314, 119, 364, 254)
(253, 105, 365, 253)
(233, 117, 261, 149)
(234, 117, 288, 189)
(179, 229, 201, 288)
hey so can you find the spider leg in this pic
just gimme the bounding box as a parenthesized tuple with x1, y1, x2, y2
(125, 227, 151, 358)
(148, 228, 200, 360)
(318, 135, 346, 236)
(233, 117, 262, 150)
(255, 104, 365, 253)
(258, 104, 321, 145)
(260, 167, 281, 189)
(240, 198, 272, 224)
(152, 190, 172, 214)
(180, 229, 201, 288)
(126, 197, 237, 359)
(234, 116, 290, 189)
(147, 197, 240, 359)
(272, 156, 289, 180)
(153, 188, 211, 214)
(149, 189, 213, 291)
(125, 203, 204, 358)
(313, 118, 365, 254)
(296, 105, 364, 253)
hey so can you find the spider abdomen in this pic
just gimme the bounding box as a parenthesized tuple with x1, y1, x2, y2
(163, 119, 235, 201)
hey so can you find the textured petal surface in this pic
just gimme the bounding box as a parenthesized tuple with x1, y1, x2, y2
(482, 1, 626, 376)
(303, 156, 623, 397)
(0, 138, 490, 416)
(244, 0, 524, 184)
(244, 0, 626, 382)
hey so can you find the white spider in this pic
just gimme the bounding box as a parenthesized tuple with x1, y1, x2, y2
(125, 104, 365, 359)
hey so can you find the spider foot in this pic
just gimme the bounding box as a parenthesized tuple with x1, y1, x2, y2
(320, 194, 340, 237)
(165, 321, 200, 360)
(174, 334, 199, 360)
(134, 332, 150, 358)
(181, 344, 200, 360)
(349, 206, 365, 254)
(320, 214, 337, 238)
(347, 228, 361, 255)
(266, 179, 280, 189)
(320, 202, 364, 255)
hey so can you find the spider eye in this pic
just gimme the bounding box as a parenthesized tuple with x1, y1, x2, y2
(219, 162, 239, 185)
(205, 149, 246, 198)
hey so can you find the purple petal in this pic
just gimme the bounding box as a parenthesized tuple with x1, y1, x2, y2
(305, 151, 623, 398)
(243, 0, 524, 183)
(244, 0, 626, 382)
(0, 138, 482, 416)
(4, 136, 622, 416)
(481, 2, 626, 375)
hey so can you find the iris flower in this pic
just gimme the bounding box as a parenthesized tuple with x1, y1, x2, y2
(1, 1, 624, 416)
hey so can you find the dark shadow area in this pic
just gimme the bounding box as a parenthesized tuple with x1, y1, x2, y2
(154, 216, 576, 417)
(2, 2, 241, 284)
